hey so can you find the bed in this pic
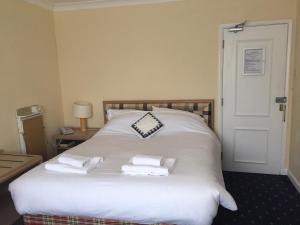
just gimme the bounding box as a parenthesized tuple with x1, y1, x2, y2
(9, 99, 237, 225)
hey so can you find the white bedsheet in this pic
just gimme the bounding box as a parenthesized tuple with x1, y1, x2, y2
(9, 129, 237, 225)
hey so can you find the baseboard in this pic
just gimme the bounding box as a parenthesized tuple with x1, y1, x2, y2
(280, 168, 288, 175)
(287, 170, 300, 193)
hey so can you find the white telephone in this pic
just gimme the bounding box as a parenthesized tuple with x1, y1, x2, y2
(60, 127, 74, 135)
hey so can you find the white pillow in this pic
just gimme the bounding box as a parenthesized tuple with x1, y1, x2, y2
(106, 109, 142, 121)
(131, 112, 163, 139)
(99, 110, 210, 137)
(99, 111, 146, 136)
(152, 106, 175, 112)
(152, 106, 205, 122)
(152, 111, 208, 135)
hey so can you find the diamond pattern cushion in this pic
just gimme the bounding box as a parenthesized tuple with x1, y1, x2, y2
(131, 112, 163, 139)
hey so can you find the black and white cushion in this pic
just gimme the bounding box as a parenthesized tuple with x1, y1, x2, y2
(131, 112, 163, 139)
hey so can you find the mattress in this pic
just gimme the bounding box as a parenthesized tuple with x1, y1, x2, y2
(9, 112, 237, 225)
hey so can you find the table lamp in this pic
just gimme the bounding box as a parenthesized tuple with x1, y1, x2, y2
(73, 101, 93, 132)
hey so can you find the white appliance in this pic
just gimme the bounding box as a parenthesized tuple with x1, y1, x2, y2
(16, 105, 43, 153)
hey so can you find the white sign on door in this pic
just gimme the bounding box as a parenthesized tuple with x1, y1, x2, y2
(243, 48, 265, 75)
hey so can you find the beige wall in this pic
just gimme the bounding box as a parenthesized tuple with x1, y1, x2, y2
(290, 0, 300, 181)
(54, 0, 297, 131)
(0, 0, 297, 171)
(0, 0, 63, 155)
(54, 0, 297, 167)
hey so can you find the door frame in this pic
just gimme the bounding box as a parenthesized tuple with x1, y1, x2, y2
(218, 19, 293, 175)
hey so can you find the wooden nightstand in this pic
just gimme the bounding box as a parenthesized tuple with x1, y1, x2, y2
(55, 127, 100, 154)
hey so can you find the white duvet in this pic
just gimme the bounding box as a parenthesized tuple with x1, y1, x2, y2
(9, 111, 237, 225)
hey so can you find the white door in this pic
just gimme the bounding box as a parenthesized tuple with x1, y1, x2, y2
(222, 23, 289, 174)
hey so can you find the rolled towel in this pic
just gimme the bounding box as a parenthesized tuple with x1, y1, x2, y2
(45, 157, 102, 174)
(58, 153, 103, 168)
(131, 154, 163, 166)
(122, 158, 176, 176)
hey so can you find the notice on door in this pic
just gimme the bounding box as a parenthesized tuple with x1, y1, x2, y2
(243, 48, 265, 75)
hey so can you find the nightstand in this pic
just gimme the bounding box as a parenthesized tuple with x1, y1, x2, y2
(54, 127, 100, 154)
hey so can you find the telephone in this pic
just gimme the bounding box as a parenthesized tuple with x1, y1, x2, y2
(60, 127, 74, 135)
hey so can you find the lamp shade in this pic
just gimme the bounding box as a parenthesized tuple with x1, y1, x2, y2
(73, 101, 92, 118)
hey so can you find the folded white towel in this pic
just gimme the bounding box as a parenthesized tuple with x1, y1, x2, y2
(122, 158, 176, 176)
(45, 157, 102, 174)
(58, 153, 103, 168)
(131, 154, 163, 166)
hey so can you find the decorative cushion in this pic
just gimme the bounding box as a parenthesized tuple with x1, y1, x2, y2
(131, 112, 163, 139)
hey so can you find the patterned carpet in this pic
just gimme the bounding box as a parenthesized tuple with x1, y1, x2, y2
(213, 172, 300, 225)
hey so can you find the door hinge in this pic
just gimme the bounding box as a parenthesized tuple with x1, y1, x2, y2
(222, 40, 225, 48)
(221, 98, 224, 106)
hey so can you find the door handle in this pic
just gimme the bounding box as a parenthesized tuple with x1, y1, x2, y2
(279, 104, 286, 122)
(275, 97, 287, 103)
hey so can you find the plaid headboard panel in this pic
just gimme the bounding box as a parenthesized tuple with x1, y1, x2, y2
(103, 100, 214, 129)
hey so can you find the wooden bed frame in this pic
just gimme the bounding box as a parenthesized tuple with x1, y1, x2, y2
(24, 99, 215, 225)
(103, 99, 214, 129)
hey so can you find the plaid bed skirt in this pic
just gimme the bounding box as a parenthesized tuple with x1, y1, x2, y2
(23, 215, 173, 225)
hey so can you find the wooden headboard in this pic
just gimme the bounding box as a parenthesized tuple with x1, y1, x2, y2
(103, 99, 214, 129)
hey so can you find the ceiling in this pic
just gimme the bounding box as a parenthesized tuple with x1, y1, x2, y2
(24, 0, 179, 11)
(48, 0, 96, 3)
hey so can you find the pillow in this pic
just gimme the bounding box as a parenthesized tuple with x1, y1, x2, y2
(99, 111, 211, 137)
(152, 111, 210, 135)
(152, 106, 176, 112)
(99, 111, 146, 136)
(152, 106, 205, 122)
(107, 109, 141, 121)
(131, 112, 164, 139)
